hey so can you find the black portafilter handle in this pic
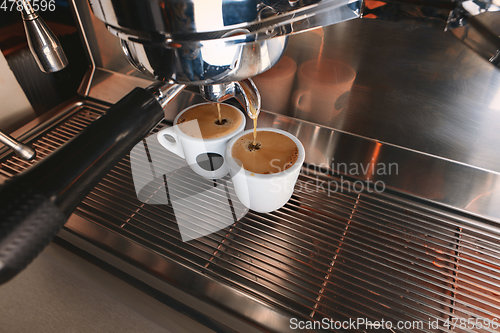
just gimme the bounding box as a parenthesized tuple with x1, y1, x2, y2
(0, 84, 184, 285)
(0, 185, 66, 285)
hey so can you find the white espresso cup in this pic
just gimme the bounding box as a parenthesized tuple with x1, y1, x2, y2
(225, 128, 305, 213)
(157, 103, 246, 179)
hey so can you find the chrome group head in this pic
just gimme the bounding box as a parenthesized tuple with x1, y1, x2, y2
(88, 0, 362, 85)
(88, 0, 362, 112)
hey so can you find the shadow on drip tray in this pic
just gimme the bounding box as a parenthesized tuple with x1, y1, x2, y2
(130, 133, 248, 242)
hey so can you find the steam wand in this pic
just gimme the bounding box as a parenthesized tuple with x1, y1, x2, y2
(20, 0, 68, 73)
(0, 130, 36, 161)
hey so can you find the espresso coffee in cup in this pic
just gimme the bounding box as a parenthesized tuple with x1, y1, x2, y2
(226, 128, 305, 213)
(231, 131, 299, 174)
(176, 103, 243, 139)
(157, 102, 246, 179)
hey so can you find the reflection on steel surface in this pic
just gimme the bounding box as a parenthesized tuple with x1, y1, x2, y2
(449, 10, 500, 67)
(282, 20, 500, 175)
(87, 0, 361, 84)
(119, 35, 289, 84)
(88, 0, 361, 42)
(81, 17, 500, 176)
(291, 59, 356, 124)
(252, 55, 297, 114)
(21, 0, 68, 73)
(361, 0, 500, 67)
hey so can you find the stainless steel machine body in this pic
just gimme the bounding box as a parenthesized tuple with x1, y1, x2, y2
(80, 0, 500, 114)
(87, 0, 362, 84)
(1, 0, 500, 331)
(85, 0, 363, 116)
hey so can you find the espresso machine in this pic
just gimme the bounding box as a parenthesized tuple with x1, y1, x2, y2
(1, 0, 500, 331)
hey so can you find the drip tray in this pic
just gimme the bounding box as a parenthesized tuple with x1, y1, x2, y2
(2, 99, 500, 333)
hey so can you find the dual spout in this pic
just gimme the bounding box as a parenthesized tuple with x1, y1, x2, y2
(199, 79, 262, 120)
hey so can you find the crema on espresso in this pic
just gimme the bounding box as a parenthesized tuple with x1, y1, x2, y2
(231, 131, 299, 174)
(176, 104, 242, 139)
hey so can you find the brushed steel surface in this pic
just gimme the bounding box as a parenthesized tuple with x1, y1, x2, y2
(84, 69, 152, 104)
(2, 98, 500, 332)
(278, 18, 500, 174)
(360, 0, 500, 67)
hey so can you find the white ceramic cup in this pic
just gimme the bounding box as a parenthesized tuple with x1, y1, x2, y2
(292, 59, 356, 123)
(225, 128, 305, 213)
(157, 103, 246, 179)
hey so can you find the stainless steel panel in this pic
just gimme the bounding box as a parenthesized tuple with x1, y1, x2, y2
(278, 19, 500, 174)
(71, 0, 145, 76)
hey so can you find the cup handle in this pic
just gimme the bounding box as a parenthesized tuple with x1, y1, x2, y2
(293, 90, 310, 110)
(157, 126, 185, 159)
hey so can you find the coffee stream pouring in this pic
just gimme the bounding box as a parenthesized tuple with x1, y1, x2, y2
(200, 80, 261, 120)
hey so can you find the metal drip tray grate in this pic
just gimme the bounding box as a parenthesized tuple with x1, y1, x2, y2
(0, 103, 104, 177)
(2, 102, 500, 332)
